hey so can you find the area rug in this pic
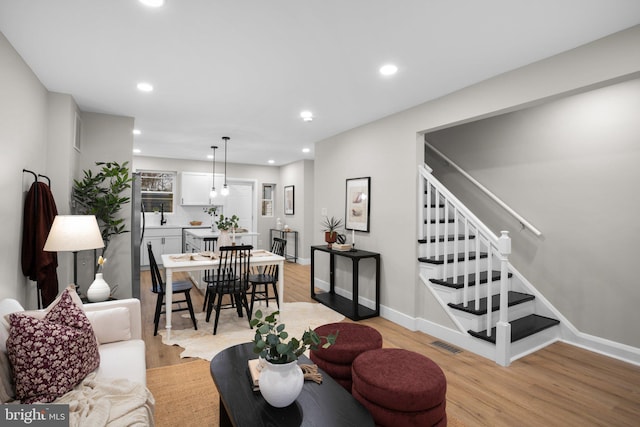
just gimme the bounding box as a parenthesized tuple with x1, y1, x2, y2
(146, 360, 217, 427)
(158, 302, 345, 361)
(146, 360, 467, 427)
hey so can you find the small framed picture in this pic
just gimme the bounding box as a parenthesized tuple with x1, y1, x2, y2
(345, 177, 370, 231)
(284, 185, 295, 215)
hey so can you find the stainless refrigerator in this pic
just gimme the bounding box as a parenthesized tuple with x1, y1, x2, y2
(130, 172, 145, 299)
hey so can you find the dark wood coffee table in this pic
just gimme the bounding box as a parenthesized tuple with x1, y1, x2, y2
(210, 342, 374, 427)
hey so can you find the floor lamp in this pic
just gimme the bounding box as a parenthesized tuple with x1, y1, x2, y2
(43, 215, 105, 296)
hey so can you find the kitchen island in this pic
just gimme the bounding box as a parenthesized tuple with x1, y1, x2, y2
(183, 228, 259, 289)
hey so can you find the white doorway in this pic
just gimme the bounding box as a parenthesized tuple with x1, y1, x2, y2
(224, 180, 256, 233)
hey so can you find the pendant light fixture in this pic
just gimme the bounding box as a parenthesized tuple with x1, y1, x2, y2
(209, 145, 218, 198)
(221, 136, 230, 196)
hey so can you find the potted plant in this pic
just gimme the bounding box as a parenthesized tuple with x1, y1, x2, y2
(203, 206, 218, 230)
(250, 310, 338, 407)
(215, 214, 239, 247)
(72, 161, 132, 272)
(215, 214, 239, 231)
(321, 216, 343, 248)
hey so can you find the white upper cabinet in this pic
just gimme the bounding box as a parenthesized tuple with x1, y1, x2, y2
(180, 172, 224, 205)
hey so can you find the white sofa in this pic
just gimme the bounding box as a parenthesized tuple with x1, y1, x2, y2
(0, 297, 147, 404)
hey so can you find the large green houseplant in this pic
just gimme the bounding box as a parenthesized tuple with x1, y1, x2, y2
(72, 161, 132, 269)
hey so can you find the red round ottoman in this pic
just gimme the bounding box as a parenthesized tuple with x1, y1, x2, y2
(310, 322, 383, 392)
(352, 348, 447, 427)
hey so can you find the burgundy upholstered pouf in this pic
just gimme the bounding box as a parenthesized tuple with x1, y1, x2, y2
(351, 348, 447, 427)
(310, 322, 382, 392)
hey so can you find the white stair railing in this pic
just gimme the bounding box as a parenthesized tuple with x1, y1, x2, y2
(419, 164, 513, 365)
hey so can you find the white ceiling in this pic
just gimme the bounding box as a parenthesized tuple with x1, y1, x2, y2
(1, 1, 639, 166)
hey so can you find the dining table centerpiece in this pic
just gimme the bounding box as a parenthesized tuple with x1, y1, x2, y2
(250, 310, 338, 407)
(215, 214, 239, 247)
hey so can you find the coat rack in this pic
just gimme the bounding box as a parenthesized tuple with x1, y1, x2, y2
(22, 169, 53, 308)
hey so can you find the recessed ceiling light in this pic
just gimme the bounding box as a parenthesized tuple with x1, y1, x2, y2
(133, 129, 141, 135)
(302, 148, 310, 153)
(379, 64, 398, 76)
(133, 148, 141, 154)
(300, 111, 313, 122)
(207, 154, 213, 160)
(268, 159, 275, 164)
(139, 0, 165, 7)
(137, 82, 153, 92)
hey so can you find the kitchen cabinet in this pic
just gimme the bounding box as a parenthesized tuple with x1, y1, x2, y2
(180, 172, 225, 206)
(141, 227, 182, 266)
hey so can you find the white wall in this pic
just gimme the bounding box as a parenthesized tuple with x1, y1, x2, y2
(0, 33, 85, 307)
(279, 160, 314, 261)
(0, 32, 48, 306)
(76, 112, 135, 299)
(314, 25, 640, 350)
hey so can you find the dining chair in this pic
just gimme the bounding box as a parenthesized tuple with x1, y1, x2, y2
(201, 237, 218, 311)
(147, 242, 198, 336)
(248, 237, 286, 318)
(205, 244, 253, 335)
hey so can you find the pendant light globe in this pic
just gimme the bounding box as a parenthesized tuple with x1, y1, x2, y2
(210, 145, 218, 198)
(222, 136, 230, 196)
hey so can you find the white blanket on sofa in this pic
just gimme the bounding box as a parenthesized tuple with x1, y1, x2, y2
(55, 373, 155, 427)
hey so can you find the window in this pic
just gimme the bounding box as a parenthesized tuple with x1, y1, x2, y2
(261, 183, 275, 217)
(140, 170, 176, 213)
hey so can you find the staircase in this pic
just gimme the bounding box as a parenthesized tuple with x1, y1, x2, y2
(418, 164, 560, 366)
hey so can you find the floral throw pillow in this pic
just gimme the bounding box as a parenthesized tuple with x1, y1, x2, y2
(6, 289, 100, 403)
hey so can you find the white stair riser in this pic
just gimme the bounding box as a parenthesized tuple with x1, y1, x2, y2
(453, 300, 536, 331)
(419, 258, 492, 279)
(420, 240, 489, 257)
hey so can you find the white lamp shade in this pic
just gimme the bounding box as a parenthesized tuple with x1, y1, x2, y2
(43, 215, 105, 252)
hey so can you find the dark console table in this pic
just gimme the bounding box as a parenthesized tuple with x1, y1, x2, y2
(210, 342, 374, 427)
(310, 245, 380, 321)
(270, 229, 298, 262)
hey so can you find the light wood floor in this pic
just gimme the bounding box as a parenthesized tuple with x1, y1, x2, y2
(141, 263, 640, 426)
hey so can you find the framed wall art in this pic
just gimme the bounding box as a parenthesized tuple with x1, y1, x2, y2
(345, 177, 370, 231)
(284, 185, 295, 215)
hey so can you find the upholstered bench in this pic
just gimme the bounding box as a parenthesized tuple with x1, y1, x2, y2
(351, 348, 447, 427)
(310, 322, 382, 391)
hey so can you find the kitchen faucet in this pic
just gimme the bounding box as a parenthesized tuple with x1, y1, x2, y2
(160, 203, 167, 226)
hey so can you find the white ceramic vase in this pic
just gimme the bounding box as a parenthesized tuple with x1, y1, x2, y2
(218, 230, 232, 249)
(87, 273, 111, 302)
(259, 360, 304, 408)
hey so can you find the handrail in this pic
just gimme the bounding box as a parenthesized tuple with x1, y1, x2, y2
(424, 140, 542, 237)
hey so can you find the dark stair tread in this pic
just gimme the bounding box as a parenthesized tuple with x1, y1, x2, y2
(418, 234, 476, 244)
(430, 270, 512, 288)
(468, 314, 560, 344)
(448, 291, 534, 315)
(418, 251, 488, 265)
(424, 218, 456, 224)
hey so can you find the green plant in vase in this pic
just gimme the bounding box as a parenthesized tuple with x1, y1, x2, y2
(215, 214, 239, 231)
(250, 310, 337, 364)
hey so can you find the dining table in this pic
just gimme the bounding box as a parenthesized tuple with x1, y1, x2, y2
(161, 249, 286, 339)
